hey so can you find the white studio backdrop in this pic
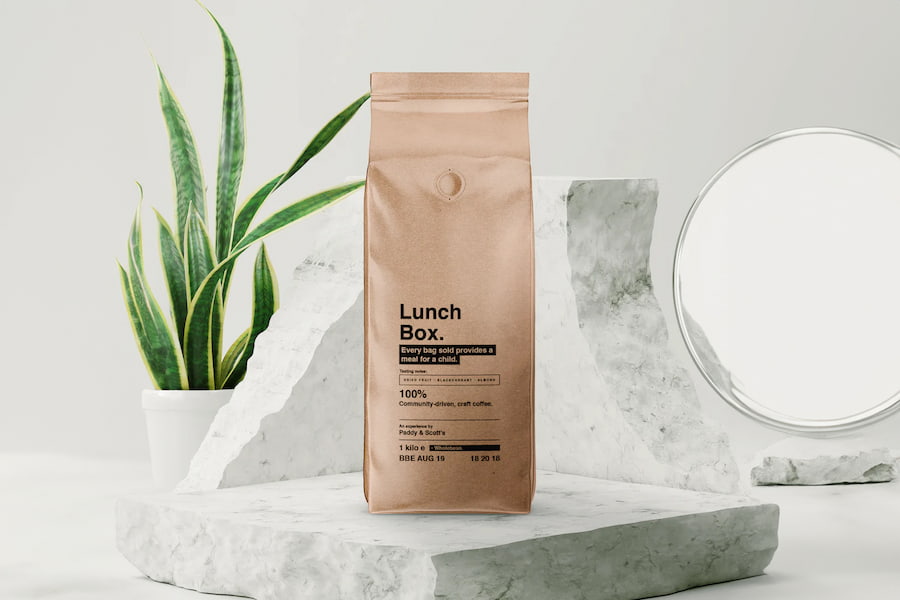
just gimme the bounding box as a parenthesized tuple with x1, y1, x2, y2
(2, 0, 900, 462)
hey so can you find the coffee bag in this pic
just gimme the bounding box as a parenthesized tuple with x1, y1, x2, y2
(364, 72, 534, 513)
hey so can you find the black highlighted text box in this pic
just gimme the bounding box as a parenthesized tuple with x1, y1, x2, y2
(429, 444, 501, 452)
(399, 344, 496, 365)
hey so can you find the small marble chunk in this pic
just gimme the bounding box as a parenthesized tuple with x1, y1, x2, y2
(118, 470, 778, 600)
(751, 437, 897, 485)
(752, 449, 896, 486)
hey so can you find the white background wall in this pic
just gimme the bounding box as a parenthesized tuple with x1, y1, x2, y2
(3, 0, 900, 462)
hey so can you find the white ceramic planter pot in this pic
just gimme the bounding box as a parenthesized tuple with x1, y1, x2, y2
(142, 389, 232, 489)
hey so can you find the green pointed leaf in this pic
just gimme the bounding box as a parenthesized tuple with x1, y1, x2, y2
(235, 180, 364, 253)
(157, 64, 206, 247)
(182, 297, 215, 390)
(119, 262, 181, 390)
(223, 175, 280, 304)
(182, 208, 216, 389)
(217, 327, 250, 388)
(211, 282, 224, 383)
(129, 182, 146, 270)
(184, 265, 230, 391)
(155, 210, 188, 345)
(185, 207, 215, 297)
(251, 243, 279, 333)
(229, 92, 369, 251)
(206, 8, 245, 261)
(118, 262, 153, 378)
(222, 244, 278, 389)
(232, 174, 281, 252)
(277, 92, 369, 185)
(123, 206, 189, 390)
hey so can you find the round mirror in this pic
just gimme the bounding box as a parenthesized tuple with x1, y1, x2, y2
(674, 127, 900, 433)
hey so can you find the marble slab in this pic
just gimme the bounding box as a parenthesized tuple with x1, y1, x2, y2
(118, 470, 778, 600)
(178, 179, 740, 495)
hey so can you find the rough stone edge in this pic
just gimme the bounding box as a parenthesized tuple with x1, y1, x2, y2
(116, 486, 778, 600)
(218, 292, 365, 487)
(433, 504, 780, 600)
(115, 497, 437, 600)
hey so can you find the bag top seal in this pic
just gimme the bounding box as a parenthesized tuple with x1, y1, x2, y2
(370, 72, 528, 100)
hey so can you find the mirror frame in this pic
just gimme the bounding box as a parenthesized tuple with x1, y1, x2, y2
(673, 126, 900, 434)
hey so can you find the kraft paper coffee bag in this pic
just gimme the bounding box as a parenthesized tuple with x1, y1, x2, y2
(364, 72, 535, 513)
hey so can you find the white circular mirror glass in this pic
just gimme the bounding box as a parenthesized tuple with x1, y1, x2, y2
(675, 127, 900, 433)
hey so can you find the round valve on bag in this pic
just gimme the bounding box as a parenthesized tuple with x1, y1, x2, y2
(435, 168, 465, 201)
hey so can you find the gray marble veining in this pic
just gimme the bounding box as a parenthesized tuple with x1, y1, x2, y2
(566, 179, 737, 491)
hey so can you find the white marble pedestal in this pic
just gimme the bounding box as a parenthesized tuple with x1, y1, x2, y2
(117, 471, 778, 600)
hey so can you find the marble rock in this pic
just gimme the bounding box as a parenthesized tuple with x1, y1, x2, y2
(178, 179, 739, 494)
(565, 180, 736, 491)
(119, 471, 778, 600)
(751, 437, 897, 486)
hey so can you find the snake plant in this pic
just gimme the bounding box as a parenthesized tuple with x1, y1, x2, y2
(119, 8, 367, 390)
